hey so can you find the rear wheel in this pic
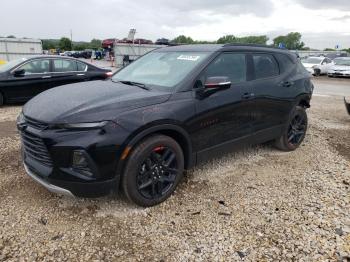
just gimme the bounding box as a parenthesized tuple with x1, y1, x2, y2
(122, 135, 184, 207)
(274, 106, 308, 151)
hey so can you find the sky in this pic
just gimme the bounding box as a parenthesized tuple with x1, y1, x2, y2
(1, 0, 349, 49)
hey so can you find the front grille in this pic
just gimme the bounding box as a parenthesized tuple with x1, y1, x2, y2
(24, 116, 49, 130)
(20, 130, 53, 167)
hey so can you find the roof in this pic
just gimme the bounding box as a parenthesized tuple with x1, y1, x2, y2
(157, 43, 296, 57)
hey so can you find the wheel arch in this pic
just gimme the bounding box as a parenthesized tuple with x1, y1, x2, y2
(296, 94, 311, 108)
(119, 123, 194, 174)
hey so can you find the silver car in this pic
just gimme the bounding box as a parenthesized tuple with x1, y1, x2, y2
(328, 57, 350, 77)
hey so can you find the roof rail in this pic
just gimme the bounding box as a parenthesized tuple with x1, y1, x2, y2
(223, 43, 280, 49)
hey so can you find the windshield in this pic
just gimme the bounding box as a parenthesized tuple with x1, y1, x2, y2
(334, 59, 350, 66)
(302, 57, 323, 64)
(112, 51, 210, 90)
(0, 58, 28, 73)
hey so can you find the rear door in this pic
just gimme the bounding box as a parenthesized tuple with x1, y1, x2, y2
(4, 59, 52, 101)
(249, 53, 296, 141)
(51, 59, 81, 88)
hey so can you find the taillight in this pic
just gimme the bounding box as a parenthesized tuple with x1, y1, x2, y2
(105, 71, 113, 78)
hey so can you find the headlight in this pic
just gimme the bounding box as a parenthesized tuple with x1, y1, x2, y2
(59, 121, 109, 130)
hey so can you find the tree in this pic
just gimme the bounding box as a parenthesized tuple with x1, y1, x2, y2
(216, 35, 268, 45)
(324, 48, 336, 51)
(59, 37, 72, 51)
(172, 35, 195, 44)
(74, 43, 88, 51)
(6, 35, 16, 38)
(90, 39, 102, 49)
(217, 35, 237, 44)
(273, 32, 304, 50)
(42, 39, 57, 50)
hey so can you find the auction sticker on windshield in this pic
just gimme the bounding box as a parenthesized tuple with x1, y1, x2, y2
(177, 55, 201, 61)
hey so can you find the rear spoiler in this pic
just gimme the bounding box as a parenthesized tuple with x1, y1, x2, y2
(345, 97, 350, 115)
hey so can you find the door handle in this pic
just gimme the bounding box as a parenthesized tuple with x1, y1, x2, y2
(42, 76, 51, 79)
(281, 81, 294, 87)
(77, 73, 85, 76)
(242, 93, 255, 99)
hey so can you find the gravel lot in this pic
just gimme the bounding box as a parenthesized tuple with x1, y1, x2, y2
(0, 79, 349, 261)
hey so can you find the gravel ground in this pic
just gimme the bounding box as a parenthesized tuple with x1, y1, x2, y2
(0, 93, 349, 261)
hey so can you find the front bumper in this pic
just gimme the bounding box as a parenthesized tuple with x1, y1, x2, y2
(328, 71, 350, 77)
(19, 120, 130, 198)
(24, 163, 74, 197)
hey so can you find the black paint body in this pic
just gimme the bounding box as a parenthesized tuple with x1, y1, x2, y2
(18, 45, 313, 197)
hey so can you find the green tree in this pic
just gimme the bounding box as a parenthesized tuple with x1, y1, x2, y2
(89, 39, 102, 49)
(273, 32, 304, 50)
(216, 35, 268, 45)
(42, 40, 57, 50)
(172, 35, 195, 44)
(217, 35, 237, 44)
(6, 35, 16, 38)
(324, 48, 336, 51)
(75, 43, 89, 51)
(59, 37, 72, 51)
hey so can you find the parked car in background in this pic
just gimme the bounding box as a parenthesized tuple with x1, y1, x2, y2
(301, 56, 334, 76)
(18, 44, 313, 206)
(155, 38, 170, 45)
(0, 56, 112, 106)
(328, 57, 350, 78)
(133, 38, 153, 45)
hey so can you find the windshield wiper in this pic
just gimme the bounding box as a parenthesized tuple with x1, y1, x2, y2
(118, 80, 150, 90)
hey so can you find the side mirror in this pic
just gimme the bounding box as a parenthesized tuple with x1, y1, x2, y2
(13, 69, 25, 77)
(204, 76, 231, 90)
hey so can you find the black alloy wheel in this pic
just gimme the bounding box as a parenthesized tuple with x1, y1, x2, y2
(137, 146, 178, 199)
(274, 106, 308, 151)
(122, 135, 184, 207)
(287, 114, 307, 146)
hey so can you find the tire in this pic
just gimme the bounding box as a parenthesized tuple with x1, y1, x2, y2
(122, 135, 184, 207)
(314, 68, 321, 76)
(0, 92, 3, 106)
(274, 106, 308, 151)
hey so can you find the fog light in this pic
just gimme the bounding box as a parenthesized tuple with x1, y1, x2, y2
(72, 151, 88, 168)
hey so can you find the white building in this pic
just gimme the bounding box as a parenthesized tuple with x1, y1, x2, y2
(0, 38, 43, 61)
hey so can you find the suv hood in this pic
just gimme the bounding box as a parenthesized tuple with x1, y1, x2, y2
(23, 80, 171, 123)
(302, 62, 318, 68)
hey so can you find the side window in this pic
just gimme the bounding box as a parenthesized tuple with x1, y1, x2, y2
(275, 54, 295, 73)
(77, 62, 87, 72)
(326, 58, 332, 64)
(253, 54, 279, 79)
(204, 53, 246, 83)
(53, 59, 77, 72)
(19, 59, 50, 74)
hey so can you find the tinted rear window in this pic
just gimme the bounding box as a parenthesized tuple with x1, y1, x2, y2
(275, 53, 295, 73)
(253, 54, 279, 79)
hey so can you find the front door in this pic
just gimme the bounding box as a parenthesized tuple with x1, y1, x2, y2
(4, 59, 52, 101)
(188, 52, 254, 161)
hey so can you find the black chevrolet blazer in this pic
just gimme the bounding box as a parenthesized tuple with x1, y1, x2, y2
(18, 44, 313, 206)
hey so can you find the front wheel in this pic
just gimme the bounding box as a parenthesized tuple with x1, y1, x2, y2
(274, 106, 308, 151)
(122, 135, 184, 207)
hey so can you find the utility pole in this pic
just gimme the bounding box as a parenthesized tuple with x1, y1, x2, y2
(70, 29, 73, 50)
